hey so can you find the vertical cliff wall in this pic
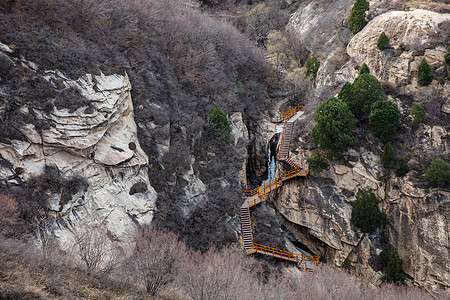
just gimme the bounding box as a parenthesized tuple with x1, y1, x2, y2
(0, 43, 156, 245)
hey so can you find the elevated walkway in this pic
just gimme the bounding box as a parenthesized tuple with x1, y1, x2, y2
(240, 106, 318, 272)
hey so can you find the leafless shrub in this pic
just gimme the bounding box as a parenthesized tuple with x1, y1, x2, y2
(176, 247, 262, 300)
(0, 192, 19, 232)
(35, 215, 60, 261)
(245, 2, 289, 45)
(372, 283, 438, 300)
(0, 232, 442, 299)
(276, 263, 438, 300)
(124, 225, 186, 296)
(71, 225, 122, 279)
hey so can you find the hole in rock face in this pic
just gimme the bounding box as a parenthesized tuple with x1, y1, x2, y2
(129, 181, 147, 195)
(128, 142, 136, 150)
(84, 107, 94, 114)
(14, 167, 24, 175)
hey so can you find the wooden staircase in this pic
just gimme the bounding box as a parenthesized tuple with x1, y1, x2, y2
(240, 204, 254, 252)
(240, 106, 318, 271)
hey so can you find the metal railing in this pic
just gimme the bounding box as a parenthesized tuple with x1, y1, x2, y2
(247, 194, 268, 207)
(267, 105, 304, 123)
(252, 243, 319, 263)
(240, 105, 318, 271)
(242, 188, 258, 196)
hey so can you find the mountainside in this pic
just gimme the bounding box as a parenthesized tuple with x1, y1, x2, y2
(0, 0, 449, 298)
(0, 0, 270, 251)
(278, 0, 449, 293)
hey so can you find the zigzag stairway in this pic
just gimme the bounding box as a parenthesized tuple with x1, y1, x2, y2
(240, 105, 319, 271)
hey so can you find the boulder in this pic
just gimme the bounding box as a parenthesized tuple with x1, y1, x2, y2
(346, 10, 450, 101)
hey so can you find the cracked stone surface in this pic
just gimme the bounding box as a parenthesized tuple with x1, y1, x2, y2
(0, 53, 156, 245)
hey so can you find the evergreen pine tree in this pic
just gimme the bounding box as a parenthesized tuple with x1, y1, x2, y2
(351, 187, 387, 233)
(396, 157, 409, 176)
(417, 58, 433, 86)
(411, 102, 425, 125)
(348, 0, 369, 34)
(304, 54, 320, 78)
(369, 100, 399, 143)
(359, 63, 370, 75)
(379, 250, 389, 268)
(352, 73, 385, 113)
(377, 32, 389, 50)
(206, 107, 231, 142)
(382, 247, 405, 284)
(444, 46, 450, 65)
(311, 97, 355, 159)
(382, 143, 395, 165)
(425, 158, 450, 187)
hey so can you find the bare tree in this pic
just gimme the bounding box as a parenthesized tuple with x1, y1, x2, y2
(126, 225, 185, 296)
(72, 225, 121, 279)
(0, 192, 19, 236)
(35, 215, 58, 261)
(176, 247, 261, 300)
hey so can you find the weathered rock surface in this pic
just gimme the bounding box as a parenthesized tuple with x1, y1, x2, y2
(177, 112, 251, 218)
(346, 9, 450, 101)
(277, 138, 449, 292)
(387, 177, 450, 290)
(180, 155, 208, 218)
(0, 46, 156, 245)
(287, 0, 355, 103)
(284, 3, 450, 293)
(230, 112, 250, 187)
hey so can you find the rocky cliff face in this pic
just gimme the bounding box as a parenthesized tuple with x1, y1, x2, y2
(278, 2, 449, 293)
(0, 42, 156, 244)
(346, 9, 449, 112)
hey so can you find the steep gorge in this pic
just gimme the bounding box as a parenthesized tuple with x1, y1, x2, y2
(272, 0, 450, 293)
(0, 0, 448, 297)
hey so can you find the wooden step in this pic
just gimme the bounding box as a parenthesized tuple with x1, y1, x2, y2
(241, 107, 318, 270)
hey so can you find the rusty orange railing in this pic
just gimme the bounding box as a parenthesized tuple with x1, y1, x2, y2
(242, 188, 258, 196)
(267, 105, 304, 123)
(248, 194, 268, 208)
(257, 177, 282, 197)
(240, 105, 318, 272)
(284, 157, 300, 170)
(276, 121, 288, 161)
(252, 243, 319, 264)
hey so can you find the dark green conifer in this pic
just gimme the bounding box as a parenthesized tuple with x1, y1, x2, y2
(417, 58, 433, 86)
(382, 143, 395, 165)
(311, 97, 355, 159)
(377, 32, 389, 50)
(396, 158, 409, 176)
(382, 247, 405, 284)
(425, 158, 450, 187)
(348, 0, 369, 34)
(351, 187, 386, 233)
(359, 63, 370, 75)
(369, 100, 399, 143)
